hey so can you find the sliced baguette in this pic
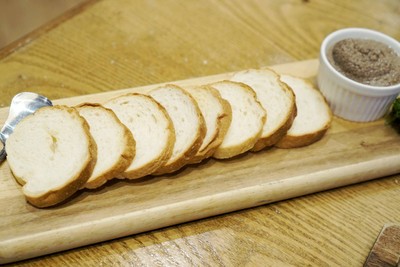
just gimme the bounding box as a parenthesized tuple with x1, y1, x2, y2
(5, 105, 97, 208)
(231, 68, 297, 151)
(275, 75, 333, 148)
(104, 93, 175, 179)
(76, 103, 135, 189)
(210, 80, 266, 159)
(183, 85, 232, 163)
(149, 84, 206, 174)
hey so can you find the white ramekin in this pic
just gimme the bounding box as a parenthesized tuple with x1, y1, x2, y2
(317, 28, 400, 122)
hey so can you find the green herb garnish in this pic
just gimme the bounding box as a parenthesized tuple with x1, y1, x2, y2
(386, 98, 400, 133)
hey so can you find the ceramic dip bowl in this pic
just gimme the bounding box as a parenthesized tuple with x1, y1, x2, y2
(317, 28, 400, 122)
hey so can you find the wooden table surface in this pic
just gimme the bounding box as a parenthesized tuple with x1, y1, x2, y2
(1, 0, 400, 266)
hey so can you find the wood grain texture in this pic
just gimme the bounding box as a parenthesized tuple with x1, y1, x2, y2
(0, 0, 90, 49)
(364, 224, 400, 266)
(0, 0, 98, 59)
(0, 0, 399, 107)
(1, 59, 400, 265)
(0, 0, 400, 266)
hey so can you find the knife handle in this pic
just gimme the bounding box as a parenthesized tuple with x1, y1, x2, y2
(0, 147, 5, 162)
(0, 139, 5, 162)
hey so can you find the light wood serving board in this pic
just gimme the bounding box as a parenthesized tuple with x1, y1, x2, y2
(1, 59, 400, 264)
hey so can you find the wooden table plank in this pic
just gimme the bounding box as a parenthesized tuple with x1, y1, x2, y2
(0, 0, 98, 59)
(364, 224, 400, 267)
(0, 0, 399, 107)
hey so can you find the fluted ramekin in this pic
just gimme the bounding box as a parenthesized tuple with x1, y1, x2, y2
(317, 28, 400, 122)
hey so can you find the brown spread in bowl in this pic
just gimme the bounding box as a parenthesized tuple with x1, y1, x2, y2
(328, 38, 400, 86)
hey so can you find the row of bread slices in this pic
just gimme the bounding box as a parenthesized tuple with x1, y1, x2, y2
(5, 69, 333, 208)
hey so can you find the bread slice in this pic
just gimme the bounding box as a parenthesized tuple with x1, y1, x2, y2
(5, 105, 97, 208)
(231, 68, 297, 151)
(149, 84, 206, 174)
(183, 85, 232, 163)
(104, 93, 175, 179)
(275, 75, 333, 148)
(76, 103, 135, 189)
(210, 81, 266, 159)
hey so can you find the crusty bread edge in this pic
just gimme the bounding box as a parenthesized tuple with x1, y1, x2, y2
(188, 85, 232, 164)
(152, 84, 206, 175)
(211, 81, 266, 159)
(274, 126, 330, 149)
(76, 103, 136, 189)
(19, 106, 98, 208)
(275, 76, 333, 149)
(105, 93, 176, 180)
(123, 96, 176, 178)
(251, 78, 297, 151)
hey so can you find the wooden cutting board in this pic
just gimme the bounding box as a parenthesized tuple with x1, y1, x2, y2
(364, 223, 400, 266)
(1, 59, 400, 264)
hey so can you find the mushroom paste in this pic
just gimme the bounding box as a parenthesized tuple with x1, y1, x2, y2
(328, 38, 400, 86)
